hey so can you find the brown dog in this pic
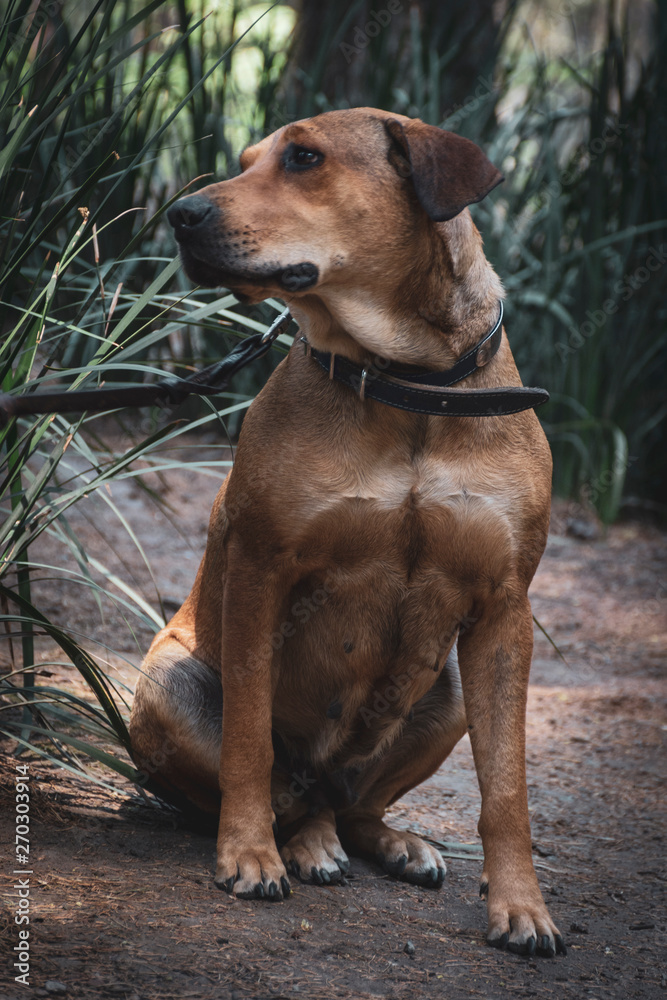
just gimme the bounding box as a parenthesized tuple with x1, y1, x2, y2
(129, 108, 565, 957)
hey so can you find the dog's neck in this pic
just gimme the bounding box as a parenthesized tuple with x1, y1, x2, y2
(288, 210, 504, 372)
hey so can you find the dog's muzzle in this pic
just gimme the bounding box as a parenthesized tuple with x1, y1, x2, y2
(167, 196, 319, 292)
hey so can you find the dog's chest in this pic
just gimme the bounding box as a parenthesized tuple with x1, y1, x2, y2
(299, 451, 515, 571)
(271, 453, 515, 763)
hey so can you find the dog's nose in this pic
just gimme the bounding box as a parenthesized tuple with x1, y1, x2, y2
(167, 195, 214, 231)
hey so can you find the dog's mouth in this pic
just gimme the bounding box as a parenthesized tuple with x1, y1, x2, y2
(178, 246, 319, 294)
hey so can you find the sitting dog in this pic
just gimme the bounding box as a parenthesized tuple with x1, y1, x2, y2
(130, 107, 565, 957)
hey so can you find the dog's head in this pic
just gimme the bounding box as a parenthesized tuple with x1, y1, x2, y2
(167, 108, 502, 307)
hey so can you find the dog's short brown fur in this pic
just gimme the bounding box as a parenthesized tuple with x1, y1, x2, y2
(130, 108, 564, 955)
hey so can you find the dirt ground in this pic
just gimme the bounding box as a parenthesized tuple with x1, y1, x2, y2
(1, 434, 666, 1000)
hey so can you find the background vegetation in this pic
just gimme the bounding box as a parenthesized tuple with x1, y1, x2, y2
(0, 0, 665, 785)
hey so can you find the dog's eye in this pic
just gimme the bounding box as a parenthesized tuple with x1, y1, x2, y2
(283, 143, 324, 172)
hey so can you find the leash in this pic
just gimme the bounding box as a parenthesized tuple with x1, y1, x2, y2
(0, 308, 293, 427)
(0, 301, 548, 425)
(303, 301, 550, 416)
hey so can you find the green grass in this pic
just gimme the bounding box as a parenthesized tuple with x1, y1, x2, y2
(0, 0, 293, 786)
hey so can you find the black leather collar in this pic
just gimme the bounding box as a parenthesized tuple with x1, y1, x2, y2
(302, 302, 549, 417)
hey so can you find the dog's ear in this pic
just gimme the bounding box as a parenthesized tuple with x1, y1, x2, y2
(385, 118, 503, 222)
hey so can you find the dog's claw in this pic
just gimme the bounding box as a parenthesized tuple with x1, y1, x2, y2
(411, 864, 442, 888)
(537, 934, 554, 957)
(336, 856, 350, 874)
(489, 931, 510, 950)
(234, 886, 260, 900)
(555, 934, 567, 956)
(280, 876, 292, 898)
(382, 853, 408, 877)
(214, 875, 236, 894)
(509, 935, 537, 956)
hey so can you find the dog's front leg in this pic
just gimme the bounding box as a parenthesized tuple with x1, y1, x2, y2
(458, 597, 566, 956)
(214, 550, 290, 901)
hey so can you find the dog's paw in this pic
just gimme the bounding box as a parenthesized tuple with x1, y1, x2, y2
(281, 824, 350, 885)
(376, 829, 446, 888)
(214, 844, 290, 901)
(485, 883, 566, 957)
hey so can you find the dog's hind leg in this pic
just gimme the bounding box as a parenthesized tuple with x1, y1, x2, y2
(130, 634, 223, 814)
(337, 650, 467, 888)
